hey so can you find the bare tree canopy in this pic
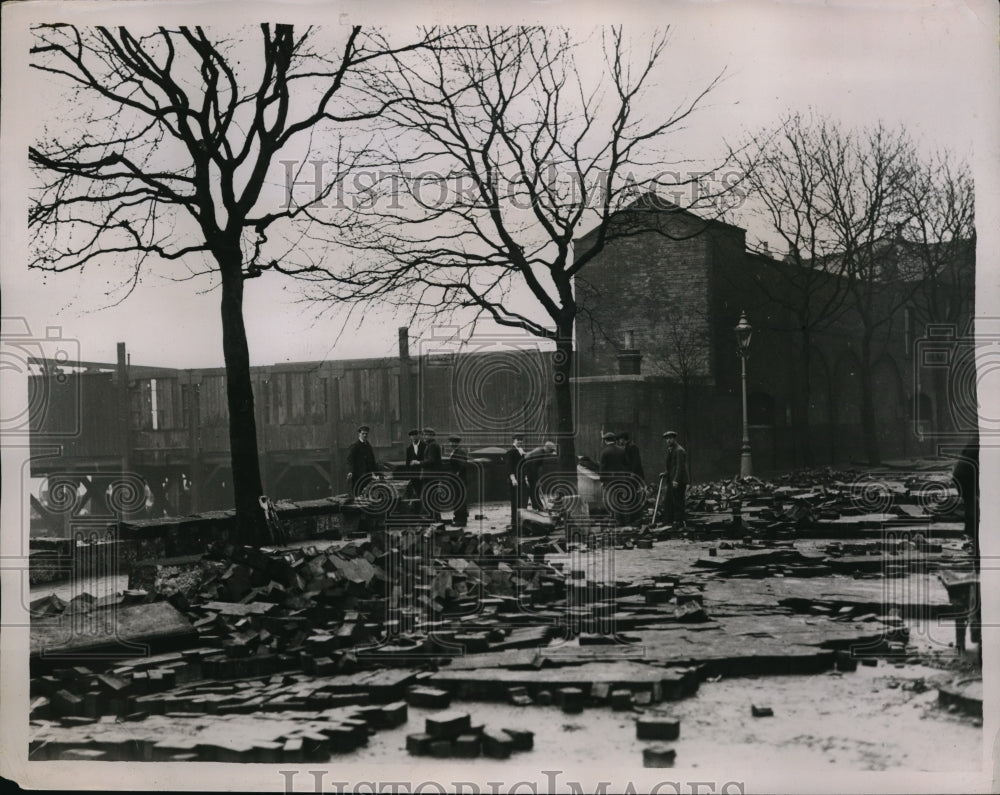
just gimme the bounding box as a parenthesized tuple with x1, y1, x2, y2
(732, 112, 974, 464)
(295, 25, 736, 471)
(29, 23, 439, 542)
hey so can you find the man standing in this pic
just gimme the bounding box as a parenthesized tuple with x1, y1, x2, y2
(346, 425, 377, 500)
(617, 431, 645, 524)
(405, 428, 425, 466)
(659, 430, 690, 527)
(420, 427, 443, 520)
(403, 428, 425, 500)
(952, 434, 980, 654)
(504, 433, 528, 530)
(616, 432, 645, 483)
(446, 434, 470, 527)
(523, 440, 557, 511)
(600, 431, 631, 524)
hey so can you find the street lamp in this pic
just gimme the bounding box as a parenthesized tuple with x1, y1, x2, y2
(734, 311, 754, 477)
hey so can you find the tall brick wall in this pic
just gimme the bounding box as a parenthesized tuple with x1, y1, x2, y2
(575, 209, 721, 381)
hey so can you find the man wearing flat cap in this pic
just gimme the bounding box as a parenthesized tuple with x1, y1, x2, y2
(403, 428, 426, 500)
(346, 425, 378, 500)
(659, 430, 690, 527)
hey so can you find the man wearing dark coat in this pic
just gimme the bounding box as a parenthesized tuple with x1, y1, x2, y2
(504, 433, 528, 530)
(599, 431, 631, 524)
(405, 428, 426, 466)
(420, 427, 443, 519)
(446, 434, 470, 527)
(659, 430, 690, 526)
(346, 424, 378, 500)
(951, 434, 980, 652)
(617, 431, 645, 483)
(403, 428, 425, 499)
(523, 440, 557, 511)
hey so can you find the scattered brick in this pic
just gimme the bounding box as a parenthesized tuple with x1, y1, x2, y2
(406, 733, 433, 756)
(643, 746, 677, 767)
(425, 711, 471, 740)
(636, 715, 680, 740)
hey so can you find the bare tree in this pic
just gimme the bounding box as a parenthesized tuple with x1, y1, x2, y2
(729, 113, 854, 466)
(899, 152, 976, 433)
(300, 26, 733, 474)
(824, 121, 921, 464)
(29, 24, 436, 543)
(733, 115, 947, 465)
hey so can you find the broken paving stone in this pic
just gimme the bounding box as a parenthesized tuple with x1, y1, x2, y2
(751, 705, 774, 717)
(406, 686, 451, 709)
(644, 588, 674, 606)
(481, 730, 513, 759)
(507, 685, 529, 703)
(406, 733, 433, 756)
(643, 746, 677, 768)
(454, 734, 481, 758)
(379, 701, 408, 728)
(558, 687, 585, 714)
(835, 651, 858, 672)
(611, 690, 634, 711)
(636, 715, 680, 740)
(425, 711, 471, 740)
(429, 740, 453, 758)
(674, 602, 708, 622)
(501, 728, 534, 751)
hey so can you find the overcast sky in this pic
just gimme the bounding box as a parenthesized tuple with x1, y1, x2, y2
(2, 0, 997, 370)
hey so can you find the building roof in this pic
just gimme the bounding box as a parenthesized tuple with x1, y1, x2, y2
(573, 191, 747, 246)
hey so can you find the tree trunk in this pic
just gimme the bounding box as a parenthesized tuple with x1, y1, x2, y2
(859, 332, 881, 465)
(553, 328, 577, 477)
(218, 256, 269, 545)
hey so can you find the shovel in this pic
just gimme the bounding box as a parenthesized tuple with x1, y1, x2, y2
(652, 474, 666, 525)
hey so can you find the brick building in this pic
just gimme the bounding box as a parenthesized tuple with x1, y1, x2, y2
(573, 195, 975, 479)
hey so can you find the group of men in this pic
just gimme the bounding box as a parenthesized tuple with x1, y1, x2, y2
(345, 425, 470, 525)
(347, 423, 690, 529)
(599, 429, 689, 526)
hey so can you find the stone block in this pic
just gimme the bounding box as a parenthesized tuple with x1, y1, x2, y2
(502, 728, 534, 751)
(481, 730, 513, 759)
(406, 733, 432, 756)
(407, 686, 451, 709)
(425, 711, 471, 739)
(610, 690, 633, 711)
(453, 734, 481, 758)
(558, 686, 584, 713)
(636, 715, 680, 740)
(643, 746, 676, 767)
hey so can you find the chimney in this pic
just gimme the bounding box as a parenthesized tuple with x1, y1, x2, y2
(761, 241, 769, 255)
(398, 327, 410, 360)
(617, 330, 642, 375)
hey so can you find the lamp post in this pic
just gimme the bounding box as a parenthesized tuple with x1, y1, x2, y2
(734, 311, 754, 477)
